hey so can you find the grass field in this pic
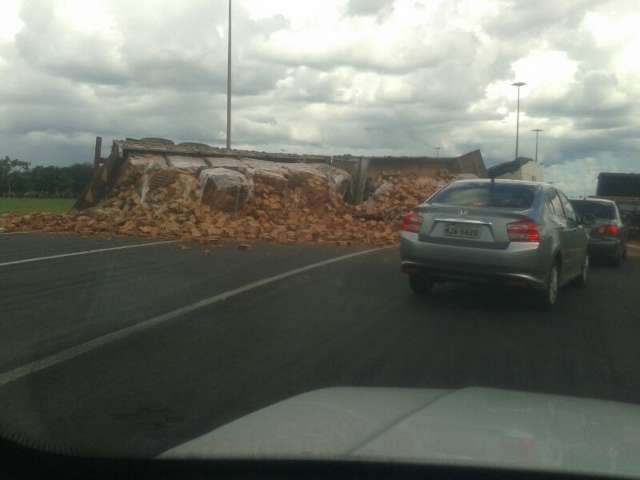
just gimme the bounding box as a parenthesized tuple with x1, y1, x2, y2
(0, 198, 74, 215)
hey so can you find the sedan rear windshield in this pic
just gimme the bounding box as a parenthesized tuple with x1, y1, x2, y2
(430, 182, 537, 209)
(571, 200, 616, 219)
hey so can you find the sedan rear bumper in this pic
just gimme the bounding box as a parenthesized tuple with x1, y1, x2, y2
(401, 260, 546, 289)
(400, 233, 548, 289)
(588, 238, 621, 258)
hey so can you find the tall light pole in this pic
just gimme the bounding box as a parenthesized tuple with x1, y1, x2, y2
(434, 147, 441, 159)
(226, 0, 232, 150)
(512, 81, 526, 160)
(532, 129, 543, 163)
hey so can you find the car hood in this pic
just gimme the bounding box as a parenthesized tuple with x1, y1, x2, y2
(160, 387, 640, 478)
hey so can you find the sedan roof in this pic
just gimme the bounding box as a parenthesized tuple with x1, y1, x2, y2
(577, 197, 618, 205)
(451, 178, 550, 189)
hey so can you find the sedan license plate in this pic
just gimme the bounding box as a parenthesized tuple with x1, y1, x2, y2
(444, 223, 480, 239)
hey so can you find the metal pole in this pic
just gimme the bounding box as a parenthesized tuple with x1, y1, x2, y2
(532, 129, 543, 163)
(512, 82, 526, 160)
(435, 147, 441, 159)
(226, 0, 232, 150)
(515, 87, 520, 159)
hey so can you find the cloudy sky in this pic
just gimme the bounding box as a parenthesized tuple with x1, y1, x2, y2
(0, 0, 638, 195)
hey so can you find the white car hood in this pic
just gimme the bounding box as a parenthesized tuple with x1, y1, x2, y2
(160, 387, 640, 478)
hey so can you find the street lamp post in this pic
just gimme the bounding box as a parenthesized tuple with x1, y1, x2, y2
(226, 0, 232, 150)
(532, 129, 543, 163)
(434, 147, 441, 159)
(512, 81, 526, 160)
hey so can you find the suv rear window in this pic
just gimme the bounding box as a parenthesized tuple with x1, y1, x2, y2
(571, 200, 616, 219)
(430, 182, 537, 209)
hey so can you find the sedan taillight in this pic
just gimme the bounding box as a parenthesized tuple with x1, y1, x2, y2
(402, 212, 423, 233)
(507, 219, 540, 242)
(592, 224, 619, 237)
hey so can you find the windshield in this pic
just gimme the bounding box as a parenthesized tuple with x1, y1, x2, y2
(1, 1, 640, 479)
(430, 182, 537, 209)
(572, 200, 616, 220)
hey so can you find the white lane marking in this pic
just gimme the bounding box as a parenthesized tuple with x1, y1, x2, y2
(627, 243, 640, 250)
(0, 246, 390, 387)
(0, 231, 33, 236)
(0, 240, 177, 268)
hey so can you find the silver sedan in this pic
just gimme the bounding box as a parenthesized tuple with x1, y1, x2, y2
(400, 179, 589, 310)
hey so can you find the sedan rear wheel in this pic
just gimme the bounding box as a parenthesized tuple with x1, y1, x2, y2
(610, 247, 623, 267)
(409, 275, 433, 295)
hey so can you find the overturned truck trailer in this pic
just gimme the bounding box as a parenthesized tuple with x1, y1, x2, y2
(76, 138, 487, 211)
(76, 138, 358, 210)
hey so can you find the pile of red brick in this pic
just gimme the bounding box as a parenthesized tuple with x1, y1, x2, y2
(0, 170, 450, 246)
(354, 171, 448, 223)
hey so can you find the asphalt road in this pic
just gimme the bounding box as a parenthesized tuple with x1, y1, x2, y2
(1, 233, 640, 457)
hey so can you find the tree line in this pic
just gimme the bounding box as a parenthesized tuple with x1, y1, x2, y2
(0, 156, 94, 198)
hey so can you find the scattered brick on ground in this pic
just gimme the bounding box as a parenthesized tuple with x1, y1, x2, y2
(0, 164, 451, 247)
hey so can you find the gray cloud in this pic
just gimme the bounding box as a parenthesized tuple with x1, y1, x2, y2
(346, 0, 394, 16)
(485, 0, 599, 38)
(15, 1, 127, 85)
(529, 69, 629, 111)
(256, 26, 482, 74)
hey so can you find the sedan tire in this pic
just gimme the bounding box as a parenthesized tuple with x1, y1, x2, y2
(573, 255, 589, 288)
(610, 247, 623, 267)
(537, 264, 559, 311)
